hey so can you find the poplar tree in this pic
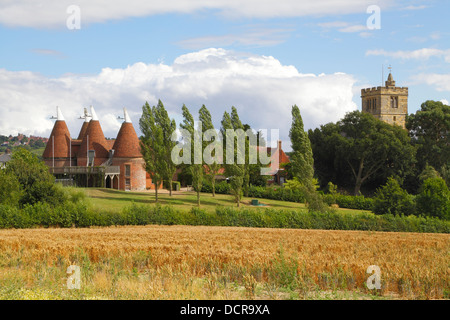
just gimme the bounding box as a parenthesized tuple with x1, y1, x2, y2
(199, 105, 221, 197)
(154, 100, 177, 196)
(180, 104, 203, 207)
(222, 107, 245, 207)
(139, 101, 165, 202)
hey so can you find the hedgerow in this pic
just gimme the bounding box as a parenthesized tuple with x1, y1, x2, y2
(1, 201, 448, 233)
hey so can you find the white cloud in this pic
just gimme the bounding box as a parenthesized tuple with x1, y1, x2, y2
(338, 24, 368, 33)
(366, 48, 450, 62)
(317, 21, 375, 38)
(411, 73, 450, 92)
(0, 0, 392, 28)
(440, 99, 449, 105)
(31, 48, 66, 58)
(401, 5, 428, 11)
(177, 26, 293, 49)
(0, 48, 357, 150)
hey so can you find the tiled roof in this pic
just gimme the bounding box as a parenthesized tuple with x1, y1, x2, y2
(42, 120, 71, 159)
(78, 120, 110, 160)
(112, 122, 141, 158)
(77, 121, 89, 140)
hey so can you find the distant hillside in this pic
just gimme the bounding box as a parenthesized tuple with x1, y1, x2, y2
(0, 134, 48, 159)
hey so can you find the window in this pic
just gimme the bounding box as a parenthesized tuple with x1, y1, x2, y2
(391, 96, 398, 108)
(393, 116, 396, 121)
(125, 178, 131, 191)
(125, 165, 130, 176)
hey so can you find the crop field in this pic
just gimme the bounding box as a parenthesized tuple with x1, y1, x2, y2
(0, 225, 448, 300)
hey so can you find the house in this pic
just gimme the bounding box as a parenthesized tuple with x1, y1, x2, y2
(257, 140, 290, 185)
(201, 140, 290, 186)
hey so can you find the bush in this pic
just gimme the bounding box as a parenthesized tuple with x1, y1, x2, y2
(335, 194, 374, 210)
(373, 177, 416, 216)
(247, 185, 306, 203)
(0, 200, 449, 233)
(200, 180, 230, 194)
(5, 148, 69, 206)
(416, 177, 450, 220)
(0, 170, 22, 207)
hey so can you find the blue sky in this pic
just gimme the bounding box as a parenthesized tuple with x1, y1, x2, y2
(0, 0, 449, 150)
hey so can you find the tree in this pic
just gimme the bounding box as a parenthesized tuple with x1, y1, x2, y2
(180, 104, 203, 207)
(5, 148, 64, 206)
(407, 100, 450, 176)
(0, 169, 22, 207)
(416, 177, 449, 220)
(154, 100, 177, 196)
(372, 177, 415, 216)
(308, 122, 342, 189)
(311, 111, 416, 195)
(289, 105, 314, 188)
(139, 102, 165, 203)
(288, 105, 328, 212)
(199, 105, 221, 197)
(418, 164, 441, 183)
(221, 108, 245, 207)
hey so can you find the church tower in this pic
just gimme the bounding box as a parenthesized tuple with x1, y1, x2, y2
(361, 71, 408, 128)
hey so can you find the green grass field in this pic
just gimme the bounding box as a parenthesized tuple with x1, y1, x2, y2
(83, 187, 367, 215)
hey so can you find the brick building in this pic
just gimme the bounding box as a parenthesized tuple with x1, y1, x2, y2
(43, 106, 150, 191)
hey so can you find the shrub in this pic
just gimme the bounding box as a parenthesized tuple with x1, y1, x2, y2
(0, 204, 30, 228)
(200, 180, 230, 194)
(5, 148, 68, 206)
(334, 194, 374, 210)
(0, 170, 22, 207)
(416, 177, 450, 220)
(373, 177, 416, 216)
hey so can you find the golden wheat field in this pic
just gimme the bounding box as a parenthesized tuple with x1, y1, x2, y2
(0, 225, 448, 300)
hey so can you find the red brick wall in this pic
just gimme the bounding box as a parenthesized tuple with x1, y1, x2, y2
(111, 157, 146, 191)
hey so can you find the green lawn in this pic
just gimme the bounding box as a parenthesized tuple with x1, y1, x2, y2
(83, 188, 368, 215)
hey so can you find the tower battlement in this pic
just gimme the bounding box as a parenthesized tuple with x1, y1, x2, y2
(361, 72, 408, 129)
(361, 86, 408, 95)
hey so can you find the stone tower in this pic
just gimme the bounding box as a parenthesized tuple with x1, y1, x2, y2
(361, 72, 408, 128)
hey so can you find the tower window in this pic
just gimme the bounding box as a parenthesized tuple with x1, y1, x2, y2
(125, 165, 130, 176)
(391, 96, 398, 108)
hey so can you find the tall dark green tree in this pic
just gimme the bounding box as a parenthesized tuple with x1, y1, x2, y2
(221, 108, 245, 207)
(139, 101, 165, 202)
(310, 111, 416, 195)
(406, 100, 450, 183)
(180, 104, 203, 207)
(199, 105, 221, 197)
(289, 105, 314, 188)
(154, 100, 177, 196)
